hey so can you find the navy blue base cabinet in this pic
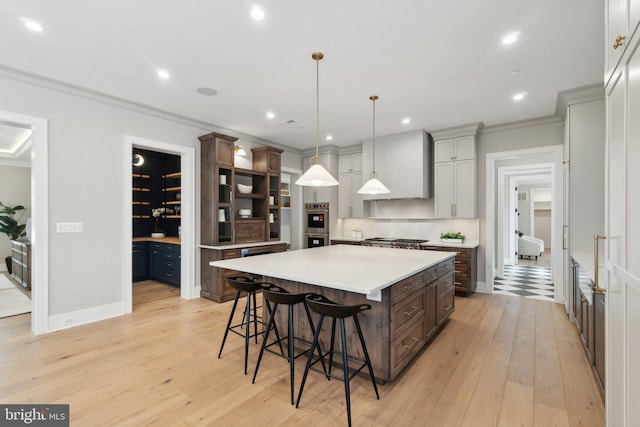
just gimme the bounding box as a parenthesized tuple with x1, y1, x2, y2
(150, 242, 181, 287)
(132, 242, 149, 281)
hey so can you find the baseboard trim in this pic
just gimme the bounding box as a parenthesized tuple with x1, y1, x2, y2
(48, 302, 124, 332)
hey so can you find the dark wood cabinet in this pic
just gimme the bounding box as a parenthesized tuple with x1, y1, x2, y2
(10, 240, 31, 289)
(199, 132, 283, 245)
(200, 243, 286, 302)
(572, 258, 605, 400)
(421, 245, 477, 295)
(594, 292, 605, 397)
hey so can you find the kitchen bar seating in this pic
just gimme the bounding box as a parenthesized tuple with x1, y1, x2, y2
(252, 284, 328, 405)
(218, 276, 281, 375)
(296, 293, 380, 427)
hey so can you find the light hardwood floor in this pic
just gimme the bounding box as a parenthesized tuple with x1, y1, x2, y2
(0, 281, 604, 426)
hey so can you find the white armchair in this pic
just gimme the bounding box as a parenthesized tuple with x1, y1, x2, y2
(518, 235, 544, 259)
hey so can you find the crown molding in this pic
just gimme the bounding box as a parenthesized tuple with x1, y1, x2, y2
(429, 122, 484, 140)
(555, 83, 605, 119)
(480, 115, 563, 135)
(0, 64, 303, 156)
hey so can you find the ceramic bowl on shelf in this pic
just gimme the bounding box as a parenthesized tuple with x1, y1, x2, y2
(238, 208, 252, 218)
(237, 183, 253, 194)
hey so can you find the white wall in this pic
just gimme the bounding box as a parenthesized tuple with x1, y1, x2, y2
(568, 99, 605, 254)
(0, 165, 31, 267)
(0, 71, 301, 327)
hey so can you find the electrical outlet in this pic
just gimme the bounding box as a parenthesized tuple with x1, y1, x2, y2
(56, 222, 83, 233)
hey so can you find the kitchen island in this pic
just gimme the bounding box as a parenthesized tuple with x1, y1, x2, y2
(210, 245, 456, 381)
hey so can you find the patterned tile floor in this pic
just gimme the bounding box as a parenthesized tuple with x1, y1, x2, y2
(493, 265, 554, 302)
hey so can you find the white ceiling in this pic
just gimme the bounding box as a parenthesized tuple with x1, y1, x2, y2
(0, 1, 604, 151)
(0, 121, 31, 165)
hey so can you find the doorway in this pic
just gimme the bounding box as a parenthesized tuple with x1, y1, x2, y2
(485, 145, 564, 304)
(0, 109, 48, 334)
(124, 135, 196, 314)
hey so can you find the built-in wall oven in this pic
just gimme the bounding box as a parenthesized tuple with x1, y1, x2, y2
(304, 203, 329, 248)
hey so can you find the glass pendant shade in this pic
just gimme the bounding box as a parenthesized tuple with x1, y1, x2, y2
(295, 163, 339, 186)
(358, 174, 390, 194)
(358, 95, 390, 195)
(295, 52, 339, 187)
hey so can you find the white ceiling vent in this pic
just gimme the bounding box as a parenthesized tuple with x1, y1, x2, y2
(518, 192, 527, 201)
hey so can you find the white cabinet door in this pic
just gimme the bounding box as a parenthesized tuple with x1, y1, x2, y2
(453, 136, 475, 161)
(434, 139, 454, 163)
(453, 159, 475, 218)
(606, 0, 629, 82)
(434, 162, 454, 217)
(338, 172, 363, 218)
(606, 54, 640, 427)
(434, 136, 474, 163)
(339, 153, 363, 174)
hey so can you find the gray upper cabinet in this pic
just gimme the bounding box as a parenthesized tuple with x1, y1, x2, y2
(361, 130, 432, 200)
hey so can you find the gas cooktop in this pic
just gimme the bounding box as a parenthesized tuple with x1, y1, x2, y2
(364, 237, 429, 248)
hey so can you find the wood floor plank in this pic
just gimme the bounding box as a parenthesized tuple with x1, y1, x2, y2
(0, 283, 604, 426)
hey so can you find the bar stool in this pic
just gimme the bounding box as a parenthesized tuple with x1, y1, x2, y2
(218, 276, 281, 375)
(252, 285, 327, 405)
(296, 293, 380, 427)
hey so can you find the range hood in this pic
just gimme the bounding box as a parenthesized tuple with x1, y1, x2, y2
(361, 129, 432, 200)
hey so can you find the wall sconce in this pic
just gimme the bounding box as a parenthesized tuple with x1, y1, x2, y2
(132, 153, 144, 166)
(234, 145, 247, 156)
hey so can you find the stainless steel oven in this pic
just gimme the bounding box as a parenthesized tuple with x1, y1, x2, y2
(304, 203, 329, 248)
(305, 233, 328, 248)
(304, 203, 329, 234)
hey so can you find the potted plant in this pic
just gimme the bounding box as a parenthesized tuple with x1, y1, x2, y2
(440, 231, 465, 243)
(151, 207, 173, 238)
(0, 202, 27, 273)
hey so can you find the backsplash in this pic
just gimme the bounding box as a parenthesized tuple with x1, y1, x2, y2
(337, 217, 480, 243)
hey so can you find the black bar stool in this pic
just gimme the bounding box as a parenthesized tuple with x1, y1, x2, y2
(218, 276, 281, 375)
(296, 293, 380, 427)
(252, 285, 327, 405)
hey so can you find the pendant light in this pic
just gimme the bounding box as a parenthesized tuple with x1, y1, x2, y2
(295, 52, 339, 187)
(358, 95, 390, 194)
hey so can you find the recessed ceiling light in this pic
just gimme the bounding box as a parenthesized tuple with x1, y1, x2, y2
(402, 118, 411, 124)
(513, 92, 527, 101)
(22, 18, 43, 32)
(251, 6, 265, 21)
(266, 111, 275, 119)
(197, 87, 218, 96)
(510, 69, 521, 76)
(156, 69, 170, 80)
(502, 31, 520, 45)
(326, 135, 333, 141)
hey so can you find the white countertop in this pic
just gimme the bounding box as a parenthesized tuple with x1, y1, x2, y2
(200, 241, 287, 250)
(210, 245, 455, 301)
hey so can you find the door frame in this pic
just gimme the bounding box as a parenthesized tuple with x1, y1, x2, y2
(0, 109, 49, 334)
(123, 135, 197, 312)
(486, 144, 564, 303)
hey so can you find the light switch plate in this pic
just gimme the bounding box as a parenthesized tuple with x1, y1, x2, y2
(56, 222, 83, 233)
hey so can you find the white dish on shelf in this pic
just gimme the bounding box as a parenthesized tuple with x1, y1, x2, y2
(238, 209, 251, 218)
(237, 183, 253, 194)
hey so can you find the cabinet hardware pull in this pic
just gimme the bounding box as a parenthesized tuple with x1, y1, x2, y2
(581, 297, 586, 303)
(594, 234, 607, 293)
(455, 270, 462, 274)
(443, 304, 453, 311)
(403, 337, 419, 349)
(403, 282, 421, 291)
(455, 260, 462, 264)
(613, 35, 625, 49)
(404, 306, 419, 316)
